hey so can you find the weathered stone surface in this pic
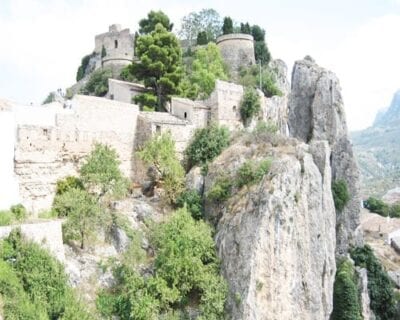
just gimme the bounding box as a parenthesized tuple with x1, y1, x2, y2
(356, 267, 375, 320)
(185, 166, 204, 194)
(205, 139, 336, 320)
(288, 57, 362, 256)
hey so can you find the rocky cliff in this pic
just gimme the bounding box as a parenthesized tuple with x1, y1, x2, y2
(202, 57, 363, 319)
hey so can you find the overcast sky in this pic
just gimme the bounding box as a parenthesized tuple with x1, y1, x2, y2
(1, 0, 400, 130)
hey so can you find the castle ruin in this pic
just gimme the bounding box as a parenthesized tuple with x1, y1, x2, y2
(0, 25, 288, 213)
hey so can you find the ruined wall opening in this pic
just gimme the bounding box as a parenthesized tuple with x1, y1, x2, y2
(156, 125, 161, 133)
(184, 112, 187, 119)
(115, 40, 118, 48)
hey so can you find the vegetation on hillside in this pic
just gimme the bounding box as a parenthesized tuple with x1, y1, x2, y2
(0, 204, 27, 226)
(332, 179, 350, 212)
(81, 68, 112, 97)
(97, 207, 227, 319)
(0, 230, 92, 319)
(240, 86, 261, 124)
(76, 52, 96, 82)
(363, 196, 400, 218)
(331, 259, 363, 320)
(351, 245, 397, 320)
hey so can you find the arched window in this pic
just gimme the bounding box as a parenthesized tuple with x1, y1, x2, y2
(115, 40, 118, 48)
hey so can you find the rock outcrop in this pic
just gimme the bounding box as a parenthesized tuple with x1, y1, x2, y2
(204, 137, 336, 319)
(288, 57, 362, 256)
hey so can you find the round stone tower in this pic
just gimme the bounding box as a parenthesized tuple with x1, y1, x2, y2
(94, 24, 134, 68)
(216, 33, 255, 76)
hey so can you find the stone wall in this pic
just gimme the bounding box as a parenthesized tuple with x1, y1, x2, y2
(170, 97, 209, 128)
(14, 95, 139, 213)
(0, 220, 65, 261)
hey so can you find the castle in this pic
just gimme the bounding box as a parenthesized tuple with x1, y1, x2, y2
(0, 24, 288, 213)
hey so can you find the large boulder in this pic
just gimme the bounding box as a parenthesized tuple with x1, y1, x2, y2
(288, 57, 362, 256)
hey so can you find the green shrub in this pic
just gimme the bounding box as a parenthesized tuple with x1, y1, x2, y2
(55, 176, 84, 196)
(0, 230, 92, 319)
(207, 176, 233, 203)
(175, 189, 203, 220)
(185, 124, 230, 169)
(238, 65, 282, 98)
(137, 132, 185, 204)
(240, 87, 261, 124)
(82, 68, 112, 97)
(331, 259, 362, 320)
(351, 245, 397, 320)
(76, 52, 95, 82)
(332, 180, 350, 212)
(197, 31, 208, 45)
(0, 211, 14, 226)
(364, 197, 390, 217)
(10, 204, 27, 221)
(254, 120, 278, 135)
(97, 208, 227, 319)
(236, 159, 272, 188)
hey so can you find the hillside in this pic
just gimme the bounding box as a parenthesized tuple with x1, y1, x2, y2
(352, 90, 400, 197)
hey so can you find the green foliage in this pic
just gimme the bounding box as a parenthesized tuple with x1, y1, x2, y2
(238, 65, 282, 98)
(185, 124, 230, 170)
(82, 68, 112, 97)
(42, 92, 55, 105)
(0, 230, 92, 319)
(332, 179, 351, 212)
(101, 45, 106, 58)
(137, 132, 185, 204)
(206, 176, 233, 203)
(331, 259, 362, 320)
(180, 43, 228, 99)
(76, 52, 95, 82)
(131, 24, 183, 111)
(236, 159, 272, 188)
(364, 197, 390, 217)
(97, 208, 227, 319)
(133, 92, 157, 111)
(197, 31, 208, 45)
(179, 8, 222, 44)
(120, 65, 138, 83)
(351, 245, 397, 320)
(175, 189, 203, 220)
(222, 17, 233, 35)
(139, 10, 173, 34)
(54, 188, 101, 249)
(240, 87, 261, 123)
(0, 204, 27, 226)
(251, 25, 264, 41)
(55, 176, 84, 196)
(253, 120, 278, 135)
(240, 22, 251, 34)
(250, 25, 271, 65)
(80, 143, 128, 198)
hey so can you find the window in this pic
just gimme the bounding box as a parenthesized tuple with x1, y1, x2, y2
(115, 40, 118, 48)
(156, 125, 161, 133)
(184, 112, 187, 119)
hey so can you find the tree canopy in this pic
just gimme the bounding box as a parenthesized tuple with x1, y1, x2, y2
(222, 17, 233, 35)
(138, 10, 173, 34)
(130, 24, 183, 111)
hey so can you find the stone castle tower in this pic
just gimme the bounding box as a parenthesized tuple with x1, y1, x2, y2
(94, 24, 135, 68)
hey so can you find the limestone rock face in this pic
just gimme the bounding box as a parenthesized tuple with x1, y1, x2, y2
(288, 57, 362, 256)
(205, 140, 336, 320)
(357, 267, 375, 320)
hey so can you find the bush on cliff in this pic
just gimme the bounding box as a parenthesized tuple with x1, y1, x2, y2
(240, 86, 261, 124)
(82, 68, 112, 97)
(236, 159, 272, 188)
(351, 245, 396, 320)
(331, 259, 362, 320)
(175, 189, 203, 220)
(137, 132, 185, 204)
(364, 197, 390, 217)
(332, 179, 350, 212)
(185, 124, 230, 170)
(0, 230, 92, 319)
(97, 207, 227, 319)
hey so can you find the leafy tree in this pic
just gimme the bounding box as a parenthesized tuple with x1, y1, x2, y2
(332, 180, 350, 212)
(251, 25, 265, 41)
(82, 68, 112, 97)
(240, 86, 261, 123)
(197, 31, 208, 45)
(175, 189, 203, 220)
(222, 16, 233, 35)
(238, 65, 282, 97)
(54, 188, 101, 249)
(240, 22, 251, 34)
(137, 132, 185, 204)
(139, 10, 173, 34)
(55, 176, 84, 196)
(179, 8, 222, 44)
(364, 197, 390, 217)
(80, 143, 128, 198)
(331, 259, 362, 320)
(351, 245, 397, 320)
(185, 124, 230, 169)
(76, 52, 95, 82)
(130, 24, 183, 111)
(251, 25, 271, 65)
(180, 43, 228, 99)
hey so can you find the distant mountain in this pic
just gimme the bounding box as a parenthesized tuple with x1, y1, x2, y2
(351, 90, 400, 197)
